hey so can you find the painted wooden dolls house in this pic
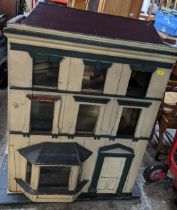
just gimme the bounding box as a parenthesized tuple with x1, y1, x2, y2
(5, 3, 177, 202)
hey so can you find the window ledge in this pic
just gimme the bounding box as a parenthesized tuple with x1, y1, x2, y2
(16, 178, 88, 202)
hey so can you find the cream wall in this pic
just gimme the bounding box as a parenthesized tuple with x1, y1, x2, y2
(7, 32, 173, 198)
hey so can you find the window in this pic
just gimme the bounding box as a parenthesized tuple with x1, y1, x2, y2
(126, 71, 151, 97)
(30, 100, 54, 132)
(26, 161, 32, 185)
(39, 166, 70, 190)
(82, 61, 111, 93)
(33, 58, 59, 87)
(117, 107, 141, 136)
(76, 104, 100, 133)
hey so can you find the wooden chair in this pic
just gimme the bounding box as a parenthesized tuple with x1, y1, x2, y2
(145, 0, 177, 21)
(156, 65, 177, 157)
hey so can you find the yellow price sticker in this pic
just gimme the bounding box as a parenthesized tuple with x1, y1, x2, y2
(156, 69, 166, 76)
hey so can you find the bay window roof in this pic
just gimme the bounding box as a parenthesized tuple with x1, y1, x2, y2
(18, 142, 92, 165)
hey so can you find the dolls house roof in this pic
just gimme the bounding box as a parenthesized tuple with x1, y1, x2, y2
(21, 3, 164, 45)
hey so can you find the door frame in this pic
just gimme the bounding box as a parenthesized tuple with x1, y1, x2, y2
(89, 143, 134, 194)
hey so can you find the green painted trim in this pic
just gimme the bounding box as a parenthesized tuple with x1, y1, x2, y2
(117, 157, 133, 193)
(30, 53, 63, 62)
(100, 153, 134, 157)
(73, 96, 110, 104)
(89, 143, 134, 194)
(99, 143, 134, 154)
(10, 86, 162, 102)
(5, 28, 177, 57)
(116, 135, 149, 141)
(79, 192, 133, 199)
(88, 154, 104, 194)
(16, 178, 89, 195)
(9, 130, 149, 141)
(117, 100, 152, 107)
(83, 60, 112, 69)
(10, 43, 173, 68)
(117, 134, 135, 139)
(130, 64, 156, 72)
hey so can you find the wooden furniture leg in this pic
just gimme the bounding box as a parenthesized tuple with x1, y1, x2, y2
(157, 127, 165, 151)
(166, 0, 171, 8)
(147, 0, 155, 21)
(156, 124, 165, 159)
(174, 0, 177, 9)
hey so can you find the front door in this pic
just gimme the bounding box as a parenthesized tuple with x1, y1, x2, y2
(97, 157, 126, 193)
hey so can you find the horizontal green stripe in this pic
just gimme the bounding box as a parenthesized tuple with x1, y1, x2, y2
(10, 131, 149, 141)
(10, 43, 173, 68)
(117, 100, 152, 107)
(73, 96, 110, 104)
(10, 86, 162, 102)
(5, 28, 177, 57)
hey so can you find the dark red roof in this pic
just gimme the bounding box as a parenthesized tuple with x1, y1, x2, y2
(22, 2, 164, 45)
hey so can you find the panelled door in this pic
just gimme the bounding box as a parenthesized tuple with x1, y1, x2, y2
(97, 157, 126, 193)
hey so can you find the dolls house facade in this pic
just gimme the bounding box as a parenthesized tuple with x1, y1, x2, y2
(5, 3, 177, 202)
